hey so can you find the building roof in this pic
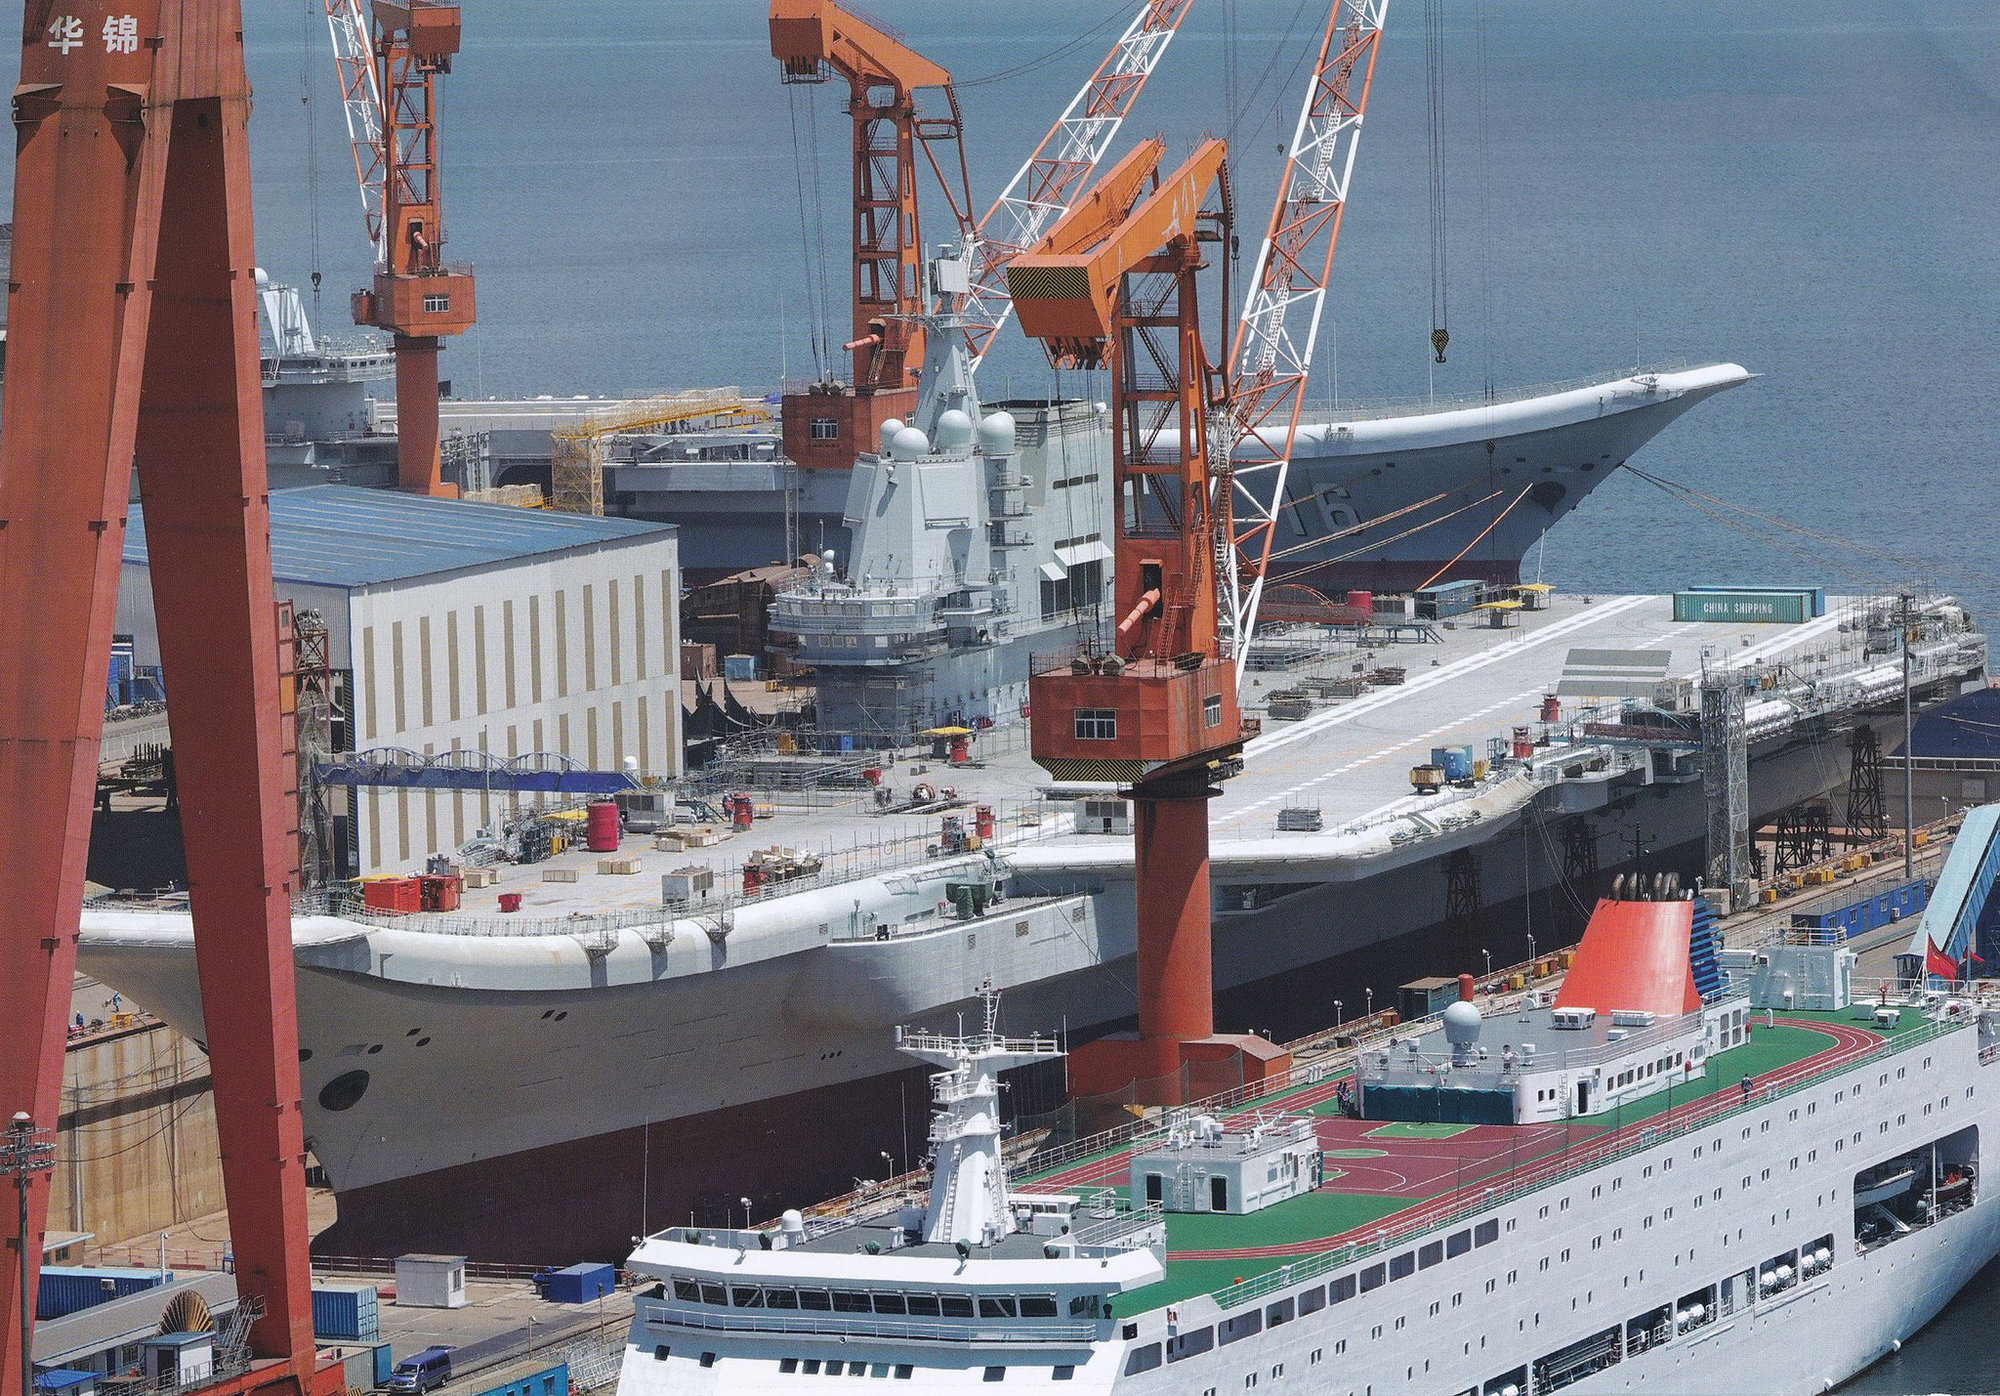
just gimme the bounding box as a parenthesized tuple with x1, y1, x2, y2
(33, 1273, 237, 1368)
(1554, 898, 1702, 1019)
(1897, 685, 2000, 762)
(123, 484, 671, 590)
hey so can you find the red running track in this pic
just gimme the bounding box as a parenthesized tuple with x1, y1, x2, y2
(1174, 1017, 1882, 1261)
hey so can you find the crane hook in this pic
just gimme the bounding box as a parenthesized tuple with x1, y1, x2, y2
(1430, 327, 1450, 364)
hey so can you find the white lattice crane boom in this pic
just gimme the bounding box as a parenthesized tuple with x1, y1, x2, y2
(1220, 0, 1388, 680)
(324, 0, 386, 264)
(961, 0, 1197, 368)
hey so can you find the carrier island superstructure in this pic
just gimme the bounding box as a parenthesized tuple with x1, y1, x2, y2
(765, 290, 1110, 735)
(74, 588, 1987, 1262)
(613, 843, 2000, 1396)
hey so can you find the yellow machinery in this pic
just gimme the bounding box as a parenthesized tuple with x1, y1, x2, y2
(549, 387, 774, 516)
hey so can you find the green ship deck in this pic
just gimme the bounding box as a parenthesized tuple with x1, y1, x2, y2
(1019, 1008, 1947, 1314)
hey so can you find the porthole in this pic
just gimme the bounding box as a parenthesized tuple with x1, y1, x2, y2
(318, 1070, 371, 1112)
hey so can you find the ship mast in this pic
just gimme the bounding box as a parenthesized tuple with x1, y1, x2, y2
(896, 990, 1061, 1248)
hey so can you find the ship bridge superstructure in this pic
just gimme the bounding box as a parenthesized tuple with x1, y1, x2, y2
(618, 995, 1165, 1379)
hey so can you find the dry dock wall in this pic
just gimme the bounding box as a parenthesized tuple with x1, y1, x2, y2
(53, 1020, 223, 1246)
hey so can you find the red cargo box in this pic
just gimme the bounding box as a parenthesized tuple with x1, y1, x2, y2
(418, 874, 463, 912)
(362, 877, 422, 914)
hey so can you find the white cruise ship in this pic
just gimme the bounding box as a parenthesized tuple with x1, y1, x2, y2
(612, 822, 2000, 1396)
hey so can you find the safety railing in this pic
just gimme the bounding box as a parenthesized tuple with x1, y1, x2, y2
(293, 889, 682, 946)
(638, 1301, 1101, 1347)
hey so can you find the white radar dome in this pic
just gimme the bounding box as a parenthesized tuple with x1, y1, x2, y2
(1441, 999, 1483, 1046)
(878, 418, 906, 455)
(891, 426, 931, 460)
(934, 408, 974, 451)
(977, 409, 1016, 454)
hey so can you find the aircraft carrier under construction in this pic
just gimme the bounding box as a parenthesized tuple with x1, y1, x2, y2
(77, 587, 1988, 1261)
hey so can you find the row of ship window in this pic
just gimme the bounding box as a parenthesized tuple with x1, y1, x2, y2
(651, 1349, 1078, 1383)
(1124, 1221, 1503, 1374)
(669, 1278, 1065, 1319)
(1128, 1207, 1842, 1384)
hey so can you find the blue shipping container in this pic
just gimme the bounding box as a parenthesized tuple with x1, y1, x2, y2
(722, 653, 757, 681)
(471, 1363, 568, 1396)
(1414, 578, 1487, 619)
(311, 1281, 380, 1340)
(536, 1263, 616, 1305)
(374, 1346, 396, 1389)
(1790, 878, 1929, 941)
(35, 1267, 164, 1321)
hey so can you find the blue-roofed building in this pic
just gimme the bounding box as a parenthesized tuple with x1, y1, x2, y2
(115, 486, 680, 873)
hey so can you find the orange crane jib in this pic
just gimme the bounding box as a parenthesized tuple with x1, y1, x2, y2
(1006, 137, 1225, 366)
(0, 7, 346, 1396)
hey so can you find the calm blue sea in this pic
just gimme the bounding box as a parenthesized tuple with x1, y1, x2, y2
(8, 4, 1997, 609)
(215, 0, 2000, 621)
(14, 4, 2000, 1382)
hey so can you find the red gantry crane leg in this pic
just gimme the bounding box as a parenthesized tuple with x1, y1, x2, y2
(0, 7, 334, 1396)
(1013, 141, 1291, 1107)
(351, 1, 476, 498)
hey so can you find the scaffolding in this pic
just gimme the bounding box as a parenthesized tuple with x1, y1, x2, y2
(1771, 799, 1834, 874)
(1444, 848, 1482, 969)
(1561, 819, 1600, 934)
(1701, 675, 1752, 907)
(293, 608, 338, 889)
(1845, 723, 1889, 846)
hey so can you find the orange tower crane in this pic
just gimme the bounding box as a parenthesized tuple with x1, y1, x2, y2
(349, 1, 476, 497)
(0, 6, 343, 1396)
(1011, 140, 1290, 1106)
(769, 0, 975, 471)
